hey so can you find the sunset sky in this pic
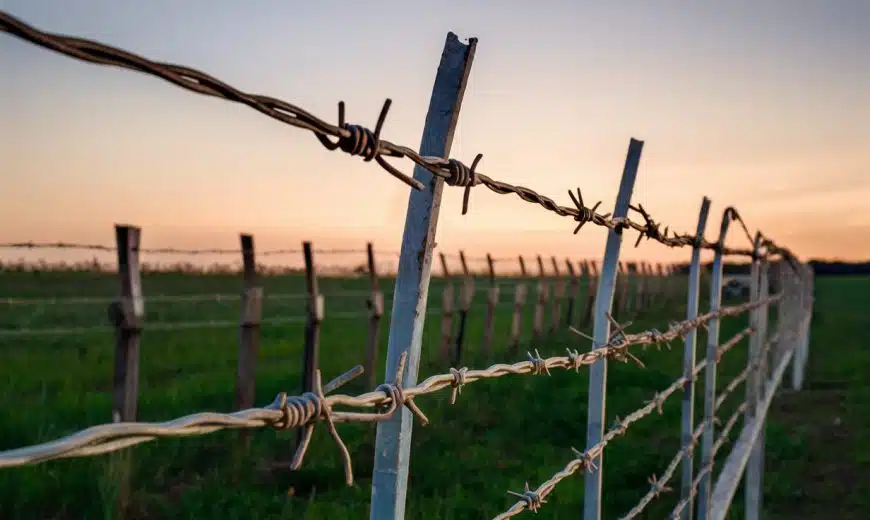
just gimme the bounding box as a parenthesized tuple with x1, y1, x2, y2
(2, 0, 868, 272)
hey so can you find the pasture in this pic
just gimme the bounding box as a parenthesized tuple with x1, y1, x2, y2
(0, 270, 866, 519)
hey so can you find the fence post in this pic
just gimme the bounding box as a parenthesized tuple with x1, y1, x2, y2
(634, 262, 646, 316)
(510, 256, 528, 352)
(641, 262, 652, 310)
(550, 256, 564, 334)
(582, 260, 598, 328)
(370, 32, 476, 520)
(482, 253, 499, 359)
(438, 253, 454, 364)
(678, 197, 711, 520)
(236, 234, 262, 445)
(612, 262, 625, 320)
(533, 254, 548, 341)
(564, 259, 579, 326)
(453, 250, 474, 365)
(364, 242, 385, 389)
(109, 224, 144, 516)
(296, 241, 323, 452)
(697, 208, 738, 520)
(656, 263, 665, 304)
(583, 138, 645, 520)
(745, 235, 769, 520)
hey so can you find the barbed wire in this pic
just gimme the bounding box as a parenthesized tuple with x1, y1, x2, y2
(0, 301, 522, 339)
(0, 241, 398, 257)
(0, 11, 799, 264)
(616, 330, 778, 520)
(0, 296, 772, 485)
(0, 282, 540, 308)
(494, 325, 759, 519)
(667, 401, 749, 520)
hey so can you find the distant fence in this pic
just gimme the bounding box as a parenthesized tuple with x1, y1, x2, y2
(0, 11, 814, 520)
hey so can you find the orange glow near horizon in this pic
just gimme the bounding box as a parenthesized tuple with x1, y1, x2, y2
(2, 1, 868, 270)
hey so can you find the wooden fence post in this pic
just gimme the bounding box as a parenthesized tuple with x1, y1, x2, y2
(453, 250, 474, 365)
(549, 256, 564, 334)
(108, 224, 144, 516)
(583, 138, 644, 520)
(582, 260, 598, 328)
(633, 262, 646, 316)
(364, 242, 384, 389)
(677, 197, 711, 520)
(295, 241, 323, 453)
(612, 261, 627, 320)
(510, 256, 528, 352)
(370, 31, 476, 520)
(564, 259, 579, 327)
(532, 254, 548, 341)
(482, 253, 499, 359)
(236, 234, 262, 445)
(438, 253, 454, 364)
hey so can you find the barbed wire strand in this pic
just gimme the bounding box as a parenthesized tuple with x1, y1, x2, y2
(0, 241, 398, 257)
(0, 281, 533, 308)
(616, 330, 779, 520)
(0, 301, 518, 339)
(667, 401, 749, 520)
(493, 324, 757, 519)
(0, 12, 800, 266)
(0, 295, 770, 474)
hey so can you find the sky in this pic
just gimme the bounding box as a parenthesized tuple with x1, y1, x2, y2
(1, 0, 868, 272)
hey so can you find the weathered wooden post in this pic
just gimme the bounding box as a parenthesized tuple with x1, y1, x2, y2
(236, 234, 262, 446)
(364, 242, 385, 389)
(509, 256, 529, 352)
(550, 256, 564, 334)
(437, 252, 454, 364)
(481, 253, 499, 358)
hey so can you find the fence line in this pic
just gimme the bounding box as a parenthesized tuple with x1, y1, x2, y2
(0, 12, 799, 266)
(0, 10, 814, 520)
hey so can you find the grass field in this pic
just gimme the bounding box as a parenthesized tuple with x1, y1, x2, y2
(0, 270, 866, 519)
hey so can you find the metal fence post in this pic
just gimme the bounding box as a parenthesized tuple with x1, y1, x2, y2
(744, 234, 765, 520)
(583, 137, 645, 520)
(697, 208, 738, 520)
(369, 32, 476, 520)
(678, 196, 711, 520)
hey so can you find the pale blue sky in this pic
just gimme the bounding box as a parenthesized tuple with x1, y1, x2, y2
(2, 0, 868, 268)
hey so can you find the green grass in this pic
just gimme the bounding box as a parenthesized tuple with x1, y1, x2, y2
(0, 271, 866, 519)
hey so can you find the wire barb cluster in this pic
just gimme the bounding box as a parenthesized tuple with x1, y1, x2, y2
(0, 11, 800, 266)
(0, 298, 770, 477)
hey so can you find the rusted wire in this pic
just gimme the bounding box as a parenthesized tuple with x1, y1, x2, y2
(0, 241, 393, 257)
(495, 325, 761, 519)
(668, 401, 749, 519)
(0, 296, 769, 472)
(0, 11, 799, 263)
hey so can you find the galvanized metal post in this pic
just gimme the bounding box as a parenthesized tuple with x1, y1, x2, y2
(369, 32, 476, 520)
(678, 196, 711, 520)
(744, 235, 765, 520)
(697, 208, 737, 520)
(583, 137, 645, 520)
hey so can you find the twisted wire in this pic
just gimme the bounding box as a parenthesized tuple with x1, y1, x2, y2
(0, 11, 799, 263)
(0, 296, 769, 471)
(494, 325, 759, 519)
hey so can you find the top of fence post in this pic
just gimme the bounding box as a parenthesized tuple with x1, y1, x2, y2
(678, 196, 712, 520)
(583, 137, 645, 520)
(369, 32, 477, 520)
